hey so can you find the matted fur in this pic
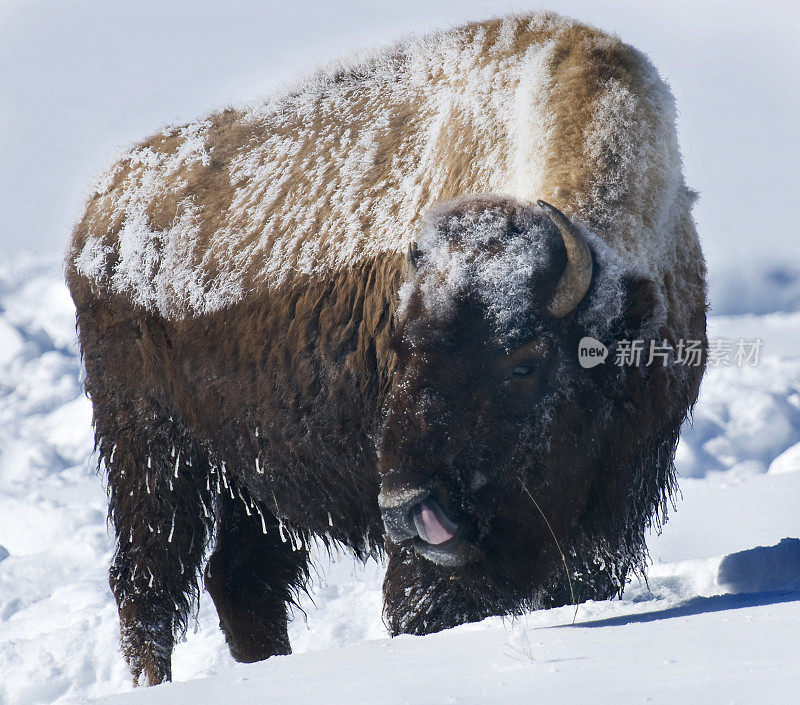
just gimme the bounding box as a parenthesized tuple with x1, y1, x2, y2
(66, 12, 706, 685)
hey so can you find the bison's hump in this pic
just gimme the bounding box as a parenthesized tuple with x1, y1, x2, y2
(67, 11, 698, 331)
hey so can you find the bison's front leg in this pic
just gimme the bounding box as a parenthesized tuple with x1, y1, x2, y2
(105, 421, 213, 686)
(205, 487, 308, 663)
(382, 543, 496, 636)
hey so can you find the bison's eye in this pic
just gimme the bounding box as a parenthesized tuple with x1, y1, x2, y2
(511, 363, 536, 378)
(497, 339, 547, 385)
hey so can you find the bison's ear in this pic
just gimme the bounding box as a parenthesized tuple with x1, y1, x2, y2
(620, 274, 658, 336)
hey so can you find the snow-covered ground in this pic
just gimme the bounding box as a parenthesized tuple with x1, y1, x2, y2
(1, 254, 799, 704)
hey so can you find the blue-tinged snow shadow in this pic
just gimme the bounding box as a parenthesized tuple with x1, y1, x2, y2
(571, 538, 800, 628)
(570, 590, 800, 628)
(718, 537, 800, 594)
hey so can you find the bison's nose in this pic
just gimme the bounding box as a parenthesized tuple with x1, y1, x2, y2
(378, 488, 429, 542)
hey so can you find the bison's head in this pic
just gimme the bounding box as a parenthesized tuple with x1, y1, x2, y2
(378, 195, 664, 579)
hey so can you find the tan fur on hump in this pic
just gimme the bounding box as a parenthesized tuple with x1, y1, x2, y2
(67, 12, 704, 341)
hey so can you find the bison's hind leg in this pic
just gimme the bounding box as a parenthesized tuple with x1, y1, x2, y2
(205, 486, 309, 663)
(104, 415, 214, 686)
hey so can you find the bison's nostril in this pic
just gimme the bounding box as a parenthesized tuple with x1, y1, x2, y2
(379, 488, 430, 542)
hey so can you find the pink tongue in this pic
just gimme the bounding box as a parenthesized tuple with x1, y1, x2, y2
(414, 501, 456, 545)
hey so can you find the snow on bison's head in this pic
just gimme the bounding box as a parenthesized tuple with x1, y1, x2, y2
(377, 195, 673, 590)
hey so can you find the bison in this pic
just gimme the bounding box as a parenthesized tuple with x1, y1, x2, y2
(66, 12, 707, 686)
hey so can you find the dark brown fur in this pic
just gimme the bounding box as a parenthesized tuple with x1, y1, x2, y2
(67, 254, 406, 683)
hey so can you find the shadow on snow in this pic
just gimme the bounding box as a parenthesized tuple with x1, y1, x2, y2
(570, 538, 800, 628)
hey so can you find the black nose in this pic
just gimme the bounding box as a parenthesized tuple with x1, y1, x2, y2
(378, 488, 429, 543)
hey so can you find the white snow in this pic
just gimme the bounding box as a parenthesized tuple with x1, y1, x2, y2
(1, 253, 799, 704)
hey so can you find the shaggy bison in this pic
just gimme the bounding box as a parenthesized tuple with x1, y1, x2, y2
(66, 13, 706, 685)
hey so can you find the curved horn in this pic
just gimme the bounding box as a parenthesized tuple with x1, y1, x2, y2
(537, 200, 593, 318)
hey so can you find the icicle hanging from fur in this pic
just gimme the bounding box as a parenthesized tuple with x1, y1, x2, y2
(237, 487, 252, 516)
(255, 505, 268, 535)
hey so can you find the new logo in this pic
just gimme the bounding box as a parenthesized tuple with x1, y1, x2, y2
(578, 337, 608, 368)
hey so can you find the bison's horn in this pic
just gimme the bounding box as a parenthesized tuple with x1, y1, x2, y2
(537, 200, 593, 318)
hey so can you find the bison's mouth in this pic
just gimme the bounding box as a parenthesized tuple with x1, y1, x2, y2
(379, 489, 481, 566)
(412, 498, 459, 545)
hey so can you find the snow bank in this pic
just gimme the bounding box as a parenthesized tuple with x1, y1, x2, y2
(718, 538, 800, 594)
(675, 313, 800, 478)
